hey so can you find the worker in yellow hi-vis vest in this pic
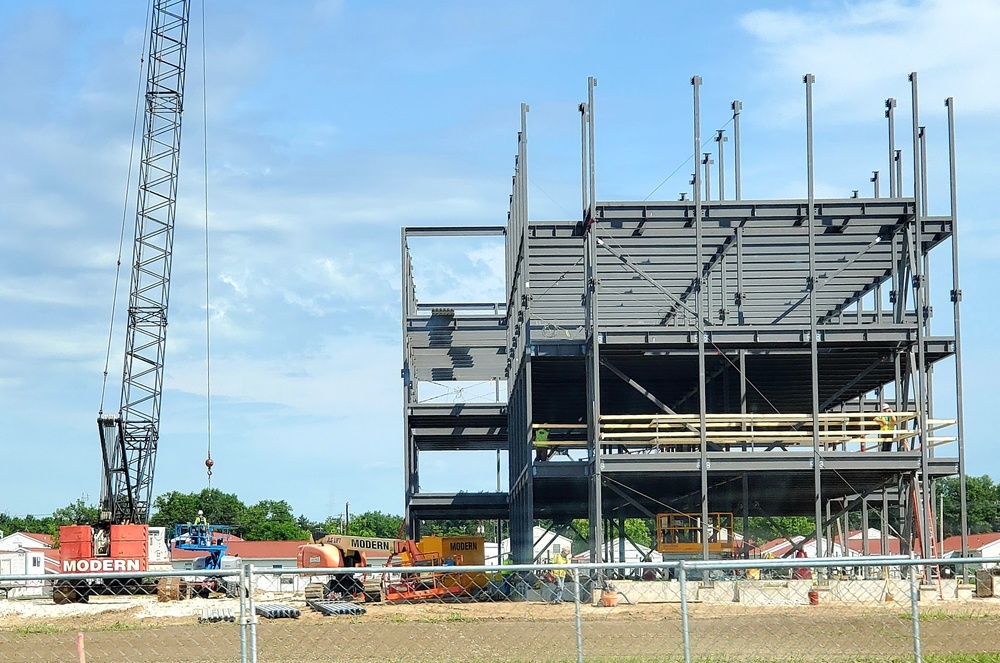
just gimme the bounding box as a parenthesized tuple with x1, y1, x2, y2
(875, 406, 903, 452)
(551, 549, 568, 604)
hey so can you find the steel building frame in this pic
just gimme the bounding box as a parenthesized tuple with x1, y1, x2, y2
(401, 75, 968, 566)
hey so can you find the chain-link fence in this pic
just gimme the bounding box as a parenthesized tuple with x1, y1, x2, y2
(3, 557, 1000, 662)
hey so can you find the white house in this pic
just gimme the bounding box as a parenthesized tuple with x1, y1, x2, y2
(754, 535, 856, 559)
(573, 539, 663, 564)
(941, 533, 1000, 568)
(0, 532, 58, 598)
(0, 531, 54, 552)
(500, 527, 574, 563)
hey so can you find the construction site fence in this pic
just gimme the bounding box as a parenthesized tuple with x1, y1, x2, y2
(3, 556, 1000, 662)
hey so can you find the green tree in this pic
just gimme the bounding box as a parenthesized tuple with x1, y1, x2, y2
(347, 511, 403, 539)
(624, 519, 652, 547)
(241, 500, 308, 541)
(742, 516, 815, 546)
(51, 499, 99, 528)
(565, 518, 651, 554)
(1, 499, 103, 542)
(150, 489, 247, 533)
(421, 519, 484, 537)
(938, 476, 1000, 535)
(149, 491, 199, 530)
(0, 512, 52, 537)
(321, 515, 345, 536)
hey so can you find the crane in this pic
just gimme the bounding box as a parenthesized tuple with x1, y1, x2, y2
(55, 0, 192, 603)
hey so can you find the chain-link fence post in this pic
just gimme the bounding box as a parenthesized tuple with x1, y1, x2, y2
(239, 563, 248, 663)
(247, 563, 258, 663)
(909, 558, 922, 663)
(572, 568, 583, 663)
(678, 560, 691, 663)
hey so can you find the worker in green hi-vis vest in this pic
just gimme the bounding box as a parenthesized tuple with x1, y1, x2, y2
(535, 427, 551, 461)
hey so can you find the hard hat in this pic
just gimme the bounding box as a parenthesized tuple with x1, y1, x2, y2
(198, 510, 204, 515)
(882, 405, 892, 411)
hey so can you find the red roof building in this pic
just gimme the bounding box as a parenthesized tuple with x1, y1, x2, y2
(170, 539, 307, 568)
(940, 532, 1000, 557)
(751, 529, 904, 558)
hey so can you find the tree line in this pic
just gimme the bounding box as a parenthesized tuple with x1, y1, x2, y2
(0, 490, 404, 543)
(3, 476, 999, 545)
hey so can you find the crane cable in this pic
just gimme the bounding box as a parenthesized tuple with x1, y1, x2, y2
(200, 0, 215, 488)
(100, 1, 153, 416)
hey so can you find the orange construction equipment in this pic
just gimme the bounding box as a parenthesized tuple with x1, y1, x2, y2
(297, 540, 378, 602)
(297, 533, 487, 602)
(54, 524, 151, 604)
(383, 540, 464, 602)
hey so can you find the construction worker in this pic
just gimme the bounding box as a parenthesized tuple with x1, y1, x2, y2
(876, 406, 896, 452)
(500, 555, 515, 598)
(194, 510, 209, 545)
(534, 427, 552, 461)
(551, 549, 568, 604)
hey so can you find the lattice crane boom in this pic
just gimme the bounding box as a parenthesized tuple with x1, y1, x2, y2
(99, 0, 191, 526)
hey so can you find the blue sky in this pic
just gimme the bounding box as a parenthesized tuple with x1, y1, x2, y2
(1, 0, 997, 522)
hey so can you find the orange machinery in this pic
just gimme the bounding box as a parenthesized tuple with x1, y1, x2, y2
(54, 524, 149, 603)
(297, 539, 377, 601)
(383, 535, 488, 602)
(297, 534, 487, 602)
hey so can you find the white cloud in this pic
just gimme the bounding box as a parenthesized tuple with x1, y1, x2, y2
(0, 328, 104, 365)
(740, 0, 1000, 123)
(409, 240, 507, 305)
(166, 333, 398, 417)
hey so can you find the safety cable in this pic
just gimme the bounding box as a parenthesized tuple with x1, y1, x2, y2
(603, 473, 743, 518)
(643, 116, 735, 202)
(515, 254, 585, 340)
(601, 475, 686, 515)
(100, 1, 152, 415)
(426, 379, 491, 391)
(200, 0, 214, 488)
(597, 232, 782, 415)
(418, 380, 493, 404)
(530, 180, 575, 219)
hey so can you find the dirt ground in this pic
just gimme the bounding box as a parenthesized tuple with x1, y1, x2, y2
(2, 596, 1000, 662)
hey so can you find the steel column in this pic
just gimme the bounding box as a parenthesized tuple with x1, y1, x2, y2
(732, 100, 742, 200)
(583, 77, 604, 564)
(702, 153, 713, 202)
(910, 72, 932, 559)
(805, 73, 824, 562)
(401, 231, 417, 535)
(716, 130, 727, 201)
(886, 98, 897, 197)
(693, 76, 710, 560)
(945, 97, 969, 563)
